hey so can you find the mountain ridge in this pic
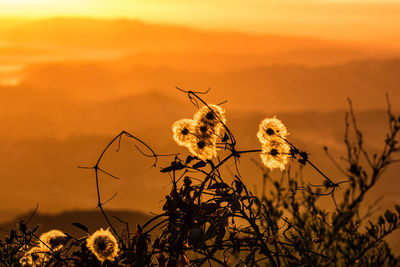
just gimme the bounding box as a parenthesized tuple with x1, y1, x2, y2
(1, 17, 397, 60)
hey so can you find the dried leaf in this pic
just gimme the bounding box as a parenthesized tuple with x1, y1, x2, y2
(192, 160, 207, 169)
(160, 161, 185, 172)
(71, 222, 90, 234)
(209, 182, 230, 190)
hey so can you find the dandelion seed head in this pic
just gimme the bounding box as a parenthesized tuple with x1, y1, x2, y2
(260, 139, 290, 171)
(188, 137, 217, 161)
(173, 104, 225, 158)
(257, 116, 288, 143)
(38, 229, 67, 251)
(194, 104, 226, 129)
(19, 247, 48, 266)
(172, 119, 195, 147)
(193, 121, 218, 142)
(86, 228, 119, 263)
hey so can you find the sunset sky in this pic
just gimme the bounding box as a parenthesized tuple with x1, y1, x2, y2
(1, 0, 400, 251)
(1, 0, 400, 42)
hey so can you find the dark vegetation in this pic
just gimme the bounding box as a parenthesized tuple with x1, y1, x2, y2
(0, 210, 150, 240)
(1, 89, 399, 266)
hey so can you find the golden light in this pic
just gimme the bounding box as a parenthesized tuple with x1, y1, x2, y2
(0, 0, 47, 3)
(0, 0, 398, 43)
(0, 0, 98, 18)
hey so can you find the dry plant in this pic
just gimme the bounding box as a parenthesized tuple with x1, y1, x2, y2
(1, 89, 399, 266)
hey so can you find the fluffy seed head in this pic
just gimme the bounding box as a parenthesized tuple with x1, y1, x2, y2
(260, 139, 290, 171)
(86, 228, 119, 263)
(173, 104, 226, 159)
(193, 121, 218, 143)
(19, 247, 48, 266)
(188, 137, 217, 161)
(39, 229, 67, 251)
(172, 119, 195, 147)
(257, 116, 288, 143)
(194, 104, 226, 132)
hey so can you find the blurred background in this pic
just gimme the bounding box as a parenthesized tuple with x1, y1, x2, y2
(0, 0, 399, 249)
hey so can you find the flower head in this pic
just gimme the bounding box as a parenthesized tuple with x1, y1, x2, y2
(172, 119, 195, 147)
(260, 139, 290, 171)
(173, 104, 226, 160)
(194, 104, 226, 133)
(188, 137, 217, 161)
(38, 229, 67, 251)
(193, 121, 218, 142)
(86, 228, 119, 263)
(19, 247, 48, 266)
(257, 116, 288, 143)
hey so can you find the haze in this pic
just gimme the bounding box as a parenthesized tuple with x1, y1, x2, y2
(1, 0, 400, 43)
(0, 0, 400, 250)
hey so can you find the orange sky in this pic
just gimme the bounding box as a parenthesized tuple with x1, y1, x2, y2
(0, 0, 400, 43)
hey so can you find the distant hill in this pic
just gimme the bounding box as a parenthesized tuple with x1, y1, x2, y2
(116, 47, 399, 71)
(1, 17, 399, 69)
(0, 17, 340, 52)
(15, 58, 400, 112)
(0, 89, 192, 139)
(0, 107, 397, 218)
(0, 209, 151, 238)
